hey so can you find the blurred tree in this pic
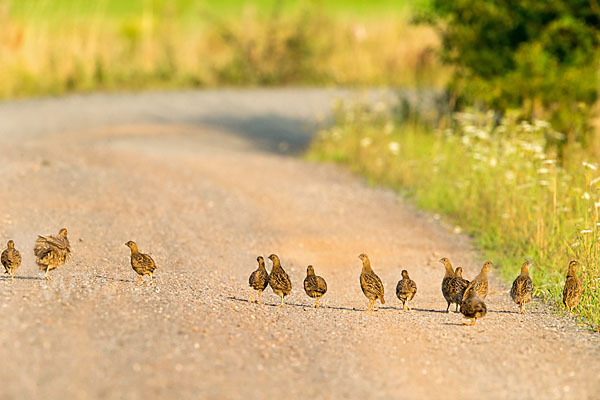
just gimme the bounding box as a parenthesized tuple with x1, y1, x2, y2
(420, 0, 600, 144)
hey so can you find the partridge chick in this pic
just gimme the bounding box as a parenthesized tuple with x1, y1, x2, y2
(1, 240, 21, 280)
(462, 261, 491, 302)
(358, 253, 385, 311)
(439, 257, 455, 312)
(34, 228, 71, 280)
(248, 256, 269, 304)
(396, 269, 417, 311)
(510, 261, 534, 313)
(303, 265, 327, 308)
(449, 267, 470, 312)
(268, 254, 291, 307)
(563, 260, 582, 312)
(125, 241, 157, 285)
(460, 294, 487, 326)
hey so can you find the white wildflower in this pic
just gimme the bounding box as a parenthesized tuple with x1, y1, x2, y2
(583, 192, 591, 200)
(590, 177, 600, 186)
(583, 162, 598, 170)
(360, 137, 372, 148)
(534, 120, 551, 129)
(595, 201, 600, 209)
(580, 229, 593, 234)
(505, 171, 516, 181)
(489, 158, 497, 167)
(388, 141, 400, 155)
(537, 168, 549, 174)
(571, 241, 580, 248)
(539, 180, 549, 186)
(384, 122, 394, 134)
(542, 159, 556, 165)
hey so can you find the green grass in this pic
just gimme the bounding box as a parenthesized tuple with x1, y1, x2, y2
(0, 0, 444, 98)
(308, 103, 600, 331)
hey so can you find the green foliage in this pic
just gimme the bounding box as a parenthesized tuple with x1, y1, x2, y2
(422, 0, 600, 142)
(309, 102, 600, 330)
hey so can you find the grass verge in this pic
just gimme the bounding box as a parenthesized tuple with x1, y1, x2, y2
(0, 0, 446, 99)
(308, 100, 600, 330)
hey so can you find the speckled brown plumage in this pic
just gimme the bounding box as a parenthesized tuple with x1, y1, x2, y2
(449, 267, 470, 312)
(439, 257, 455, 312)
(125, 241, 157, 285)
(34, 228, 71, 280)
(303, 265, 327, 308)
(395, 269, 417, 311)
(1, 240, 21, 280)
(359, 253, 385, 311)
(248, 256, 269, 304)
(268, 254, 291, 307)
(462, 261, 491, 302)
(510, 261, 534, 314)
(460, 294, 487, 326)
(563, 260, 582, 312)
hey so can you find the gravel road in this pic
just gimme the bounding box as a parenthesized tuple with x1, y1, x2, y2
(0, 89, 598, 400)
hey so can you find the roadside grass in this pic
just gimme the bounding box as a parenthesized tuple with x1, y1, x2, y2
(0, 0, 446, 98)
(308, 101, 600, 330)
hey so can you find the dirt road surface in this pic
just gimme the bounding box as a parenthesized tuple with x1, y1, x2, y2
(0, 89, 598, 400)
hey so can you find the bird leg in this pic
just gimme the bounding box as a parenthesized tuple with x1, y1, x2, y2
(257, 290, 263, 304)
(519, 302, 525, 314)
(148, 273, 153, 286)
(136, 276, 143, 285)
(44, 266, 53, 280)
(368, 299, 375, 311)
(315, 297, 320, 308)
(10, 269, 14, 281)
(445, 302, 450, 313)
(455, 303, 459, 312)
(462, 318, 476, 326)
(279, 294, 284, 307)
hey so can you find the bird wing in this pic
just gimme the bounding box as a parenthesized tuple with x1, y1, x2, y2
(362, 273, 384, 294)
(134, 253, 156, 269)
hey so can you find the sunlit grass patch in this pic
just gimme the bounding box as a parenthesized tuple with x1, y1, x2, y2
(308, 102, 600, 330)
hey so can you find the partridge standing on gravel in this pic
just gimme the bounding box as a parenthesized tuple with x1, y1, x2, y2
(303, 265, 327, 308)
(396, 269, 417, 311)
(125, 241, 157, 285)
(450, 267, 470, 312)
(359, 253, 385, 311)
(460, 293, 487, 326)
(248, 256, 269, 304)
(439, 257, 455, 312)
(462, 261, 491, 302)
(268, 254, 291, 307)
(34, 228, 71, 280)
(1, 240, 21, 280)
(563, 260, 582, 312)
(510, 261, 534, 314)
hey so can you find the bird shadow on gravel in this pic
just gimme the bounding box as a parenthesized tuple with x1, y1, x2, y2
(95, 275, 135, 283)
(412, 307, 449, 314)
(229, 296, 360, 311)
(0, 275, 43, 281)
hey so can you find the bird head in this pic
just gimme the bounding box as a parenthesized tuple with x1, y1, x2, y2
(257, 255, 264, 264)
(401, 269, 409, 279)
(567, 260, 578, 274)
(482, 261, 493, 273)
(521, 260, 532, 273)
(59, 228, 68, 237)
(307, 265, 315, 275)
(439, 257, 450, 265)
(358, 253, 368, 262)
(268, 254, 280, 265)
(7, 240, 14, 249)
(125, 241, 138, 252)
(454, 267, 463, 277)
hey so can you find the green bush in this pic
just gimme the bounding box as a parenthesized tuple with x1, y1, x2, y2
(421, 0, 600, 144)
